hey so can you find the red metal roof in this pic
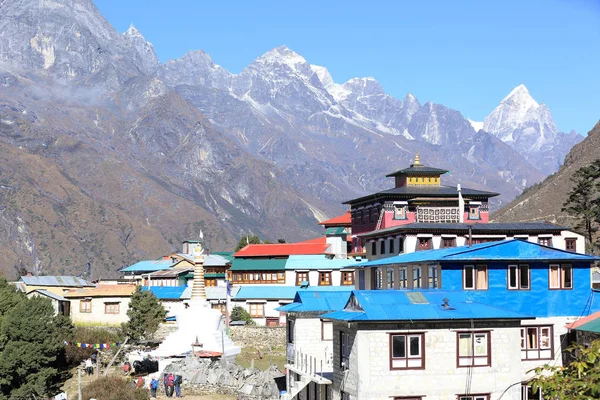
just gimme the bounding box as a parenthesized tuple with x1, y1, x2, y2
(234, 243, 331, 257)
(565, 310, 600, 330)
(319, 212, 351, 227)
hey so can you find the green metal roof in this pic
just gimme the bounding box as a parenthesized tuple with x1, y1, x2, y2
(229, 258, 287, 271)
(325, 227, 346, 235)
(575, 319, 600, 333)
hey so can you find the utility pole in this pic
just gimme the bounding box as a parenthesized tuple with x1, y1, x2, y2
(78, 367, 82, 400)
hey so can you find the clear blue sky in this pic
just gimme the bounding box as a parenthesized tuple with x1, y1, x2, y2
(95, 0, 600, 134)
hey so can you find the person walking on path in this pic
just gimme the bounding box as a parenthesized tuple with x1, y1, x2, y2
(84, 358, 93, 376)
(149, 376, 159, 398)
(174, 374, 182, 398)
(165, 372, 175, 397)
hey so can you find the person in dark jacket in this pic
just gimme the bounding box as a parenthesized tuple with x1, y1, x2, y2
(174, 374, 182, 398)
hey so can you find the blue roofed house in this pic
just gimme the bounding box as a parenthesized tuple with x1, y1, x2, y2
(288, 239, 600, 400)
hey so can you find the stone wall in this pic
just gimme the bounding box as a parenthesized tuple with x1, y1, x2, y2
(230, 325, 286, 354)
(162, 357, 282, 399)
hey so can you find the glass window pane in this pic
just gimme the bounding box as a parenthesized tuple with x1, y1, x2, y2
(520, 265, 529, 289)
(476, 266, 488, 289)
(550, 265, 559, 288)
(392, 335, 406, 358)
(562, 266, 572, 288)
(509, 266, 517, 288)
(474, 333, 487, 355)
(527, 328, 538, 349)
(413, 267, 422, 288)
(540, 327, 551, 349)
(399, 267, 407, 288)
(458, 334, 472, 356)
(464, 266, 474, 289)
(409, 336, 420, 356)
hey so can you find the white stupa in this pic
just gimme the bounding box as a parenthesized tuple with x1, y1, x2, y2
(151, 236, 240, 362)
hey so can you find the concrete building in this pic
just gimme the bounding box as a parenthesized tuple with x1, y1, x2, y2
(65, 284, 136, 325)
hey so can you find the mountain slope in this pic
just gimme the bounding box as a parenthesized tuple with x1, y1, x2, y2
(493, 121, 600, 227)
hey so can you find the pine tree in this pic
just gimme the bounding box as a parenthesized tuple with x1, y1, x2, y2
(121, 287, 166, 343)
(0, 293, 73, 399)
(234, 235, 263, 252)
(562, 160, 600, 253)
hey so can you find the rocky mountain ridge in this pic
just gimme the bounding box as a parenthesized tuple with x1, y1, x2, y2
(0, 0, 586, 277)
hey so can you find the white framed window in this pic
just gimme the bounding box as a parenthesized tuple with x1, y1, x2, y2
(321, 320, 333, 341)
(457, 332, 490, 367)
(508, 264, 530, 290)
(521, 325, 553, 360)
(390, 333, 424, 369)
(549, 264, 573, 289)
(458, 395, 489, 400)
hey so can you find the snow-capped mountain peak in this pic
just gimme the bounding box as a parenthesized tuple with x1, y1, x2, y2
(124, 24, 143, 38)
(310, 64, 334, 88)
(500, 84, 539, 110)
(468, 118, 484, 132)
(255, 45, 307, 69)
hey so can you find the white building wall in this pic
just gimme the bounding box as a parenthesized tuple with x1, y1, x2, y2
(332, 323, 523, 400)
(291, 316, 334, 370)
(232, 299, 287, 326)
(69, 296, 131, 325)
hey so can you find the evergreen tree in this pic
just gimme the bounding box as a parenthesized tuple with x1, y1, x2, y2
(0, 294, 72, 399)
(229, 306, 254, 325)
(234, 235, 263, 252)
(562, 160, 600, 253)
(121, 287, 166, 343)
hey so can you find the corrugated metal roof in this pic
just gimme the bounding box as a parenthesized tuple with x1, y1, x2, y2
(353, 239, 599, 268)
(205, 286, 240, 301)
(234, 243, 331, 257)
(322, 290, 533, 322)
(28, 289, 68, 302)
(234, 285, 351, 300)
(120, 259, 174, 273)
(142, 286, 187, 300)
(385, 166, 449, 177)
(277, 290, 352, 313)
(359, 222, 568, 239)
(65, 285, 136, 298)
(344, 185, 499, 205)
(285, 255, 361, 271)
(566, 310, 600, 333)
(229, 258, 288, 271)
(149, 268, 192, 278)
(211, 252, 234, 262)
(20, 275, 94, 287)
(319, 212, 351, 226)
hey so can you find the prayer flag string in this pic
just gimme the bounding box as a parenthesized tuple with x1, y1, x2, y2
(63, 341, 122, 349)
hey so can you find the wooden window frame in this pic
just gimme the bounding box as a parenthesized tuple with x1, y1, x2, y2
(386, 267, 395, 289)
(417, 237, 432, 251)
(341, 271, 354, 286)
(468, 206, 481, 220)
(389, 332, 425, 370)
(340, 331, 350, 370)
(428, 264, 440, 288)
(456, 331, 491, 368)
(441, 237, 456, 248)
(538, 237, 552, 247)
(204, 278, 217, 287)
(393, 205, 407, 220)
(104, 302, 120, 315)
(463, 264, 488, 290)
(520, 325, 554, 360)
(80, 299, 92, 313)
(321, 320, 333, 341)
(565, 238, 577, 252)
(549, 264, 573, 290)
(398, 266, 408, 289)
(380, 240, 385, 255)
(319, 271, 332, 286)
(249, 303, 265, 318)
(231, 271, 285, 284)
(507, 264, 530, 290)
(412, 266, 422, 289)
(295, 271, 309, 286)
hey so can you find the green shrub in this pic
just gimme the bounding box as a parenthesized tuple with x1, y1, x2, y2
(82, 376, 149, 400)
(230, 305, 254, 325)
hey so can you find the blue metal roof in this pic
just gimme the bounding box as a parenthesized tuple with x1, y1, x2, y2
(234, 285, 351, 300)
(142, 286, 187, 300)
(121, 259, 174, 273)
(353, 239, 599, 268)
(285, 255, 361, 270)
(322, 290, 534, 322)
(276, 290, 352, 313)
(19, 275, 94, 287)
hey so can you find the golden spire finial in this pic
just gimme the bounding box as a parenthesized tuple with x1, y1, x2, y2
(413, 153, 421, 166)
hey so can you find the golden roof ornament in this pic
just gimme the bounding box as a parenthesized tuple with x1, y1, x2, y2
(413, 153, 421, 166)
